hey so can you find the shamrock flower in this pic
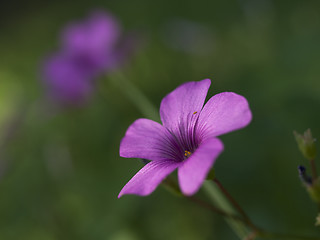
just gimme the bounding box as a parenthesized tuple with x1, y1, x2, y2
(43, 54, 94, 105)
(118, 79, 252, 197)
(60, 10, 123, 74)
(42, 10, 134, 105)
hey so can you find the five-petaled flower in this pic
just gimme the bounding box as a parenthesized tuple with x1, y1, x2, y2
(118, 79, 252, 197)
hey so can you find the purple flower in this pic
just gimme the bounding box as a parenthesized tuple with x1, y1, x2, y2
(43, 54, 94, 105)
(118, 79, 252, 197)
(61, 11, 122, 73)
(42, 11, 132, 105)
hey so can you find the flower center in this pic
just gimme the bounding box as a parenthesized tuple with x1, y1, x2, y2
(184, 150, 192, 158)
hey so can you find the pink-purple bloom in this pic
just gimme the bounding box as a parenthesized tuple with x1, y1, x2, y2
(119, 79, 252, 197)
(42, 11, 131, 105)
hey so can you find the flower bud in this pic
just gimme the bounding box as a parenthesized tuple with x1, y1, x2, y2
(298, 165, 312, 185)
(294, 129, 317, 161)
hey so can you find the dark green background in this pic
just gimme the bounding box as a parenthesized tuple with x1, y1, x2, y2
(0, 0, 320, 239)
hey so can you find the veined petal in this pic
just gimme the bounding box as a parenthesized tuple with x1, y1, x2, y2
(160, 79, 211, 132)
(120, 118, 180, 161)
(178, 138, 224, 195)
(197, 92, 252, 138)
(118, 160, 180, 197)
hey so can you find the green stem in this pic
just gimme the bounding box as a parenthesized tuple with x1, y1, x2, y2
(213, 179, 250, 221)
(202, 181, 252, 239)
(108, 72, 160, 122)
(310, 159, 318, 182)
(213, 178, 259, 231)
(309, 159, 320, 211)
(187, 195, 245, 222)
(162, 177, 244, 222)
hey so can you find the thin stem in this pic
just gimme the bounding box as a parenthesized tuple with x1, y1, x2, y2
(108, 72, 160, 122)
(187, 196, 245, 222)
(203, 181, 252, 239)
(213, 178, 259, 231)
(310, 159, 318, 182)
(309, 159, 320, 211)
(162, 177, 245, 222)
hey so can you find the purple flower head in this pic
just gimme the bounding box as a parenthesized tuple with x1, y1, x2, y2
(42, 54, 94, 105)
(61, 11, 122, 73)
(42, 10, 134, 105)
(118, 79, 252, 197)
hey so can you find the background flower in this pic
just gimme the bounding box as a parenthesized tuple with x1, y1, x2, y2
(61, 11, 122, 73)
(42, 10, 133, 106)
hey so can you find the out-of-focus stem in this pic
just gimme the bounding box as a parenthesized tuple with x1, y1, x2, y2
(203, 181, 252, 239)
(309, 158, 320, 211)
(163, 177, 247, 228)
(187, 195, 245, 222)
(310, 159, 318, 182)
(108, 72, 160, 122)
(213, 178, 257, 230)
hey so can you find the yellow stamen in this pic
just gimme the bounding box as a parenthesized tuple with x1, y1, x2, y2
(193, 111, 197, 114)
(184, 150, 192, 157)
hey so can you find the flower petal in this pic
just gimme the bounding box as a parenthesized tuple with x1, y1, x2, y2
(197, 92, 252, 138)
(42, 54, 93, 105)
(62, 11, 121, 54)
(178, 138, 224, 195)
(120, 118, 180, 161)
(118, 160, 180, 197)
(160, 79, 211, 132)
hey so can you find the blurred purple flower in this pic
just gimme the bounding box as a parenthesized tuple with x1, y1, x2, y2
(118, 79, 252, 197)
(42, 11, 134, 105)
(43, 54, 94, 105)
(61, 11, 122, 73)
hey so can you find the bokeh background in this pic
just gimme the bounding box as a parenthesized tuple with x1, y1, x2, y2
(1, 0, 320, 239)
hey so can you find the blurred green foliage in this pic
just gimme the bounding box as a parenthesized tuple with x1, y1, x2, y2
(1, 0, 320, 239)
